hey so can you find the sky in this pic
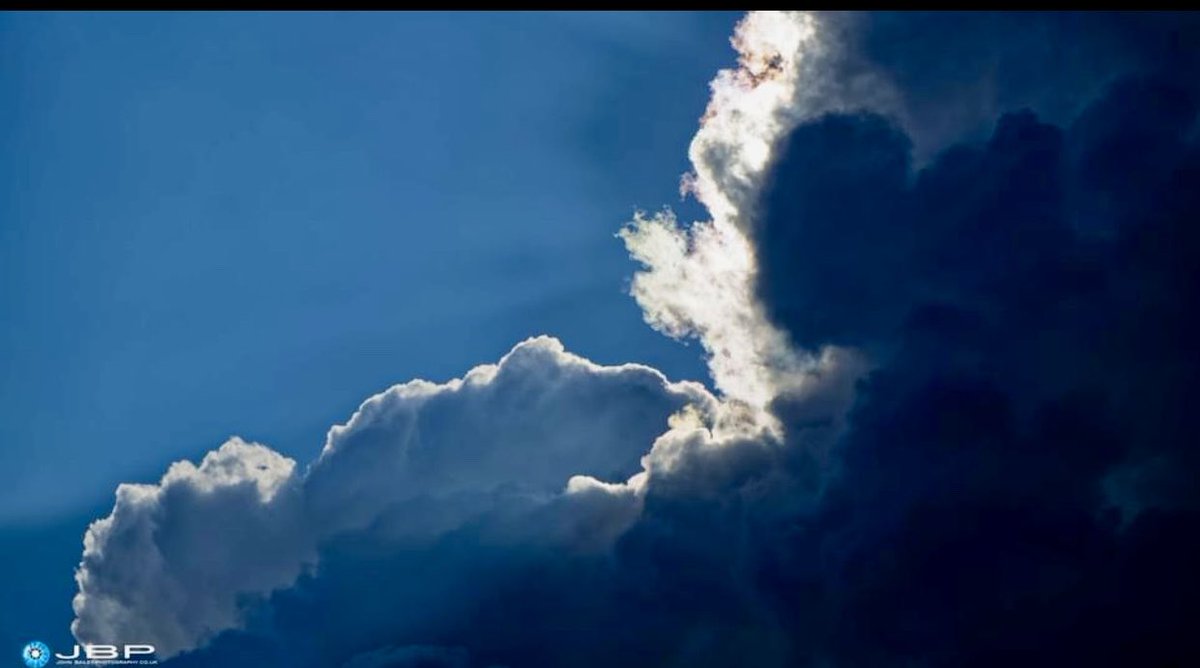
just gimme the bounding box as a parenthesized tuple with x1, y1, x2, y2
(0, 12, 742, 522)
(0, 10, 737, 655)
(4, 10, 1200, 668)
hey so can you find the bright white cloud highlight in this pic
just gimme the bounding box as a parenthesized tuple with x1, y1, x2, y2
(621, 11, 874, 416)
(621, 211, 808, 413)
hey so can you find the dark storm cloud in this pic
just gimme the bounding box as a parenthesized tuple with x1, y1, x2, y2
(78, 11, 1200, 668)
(832, 11, 1200, 160)
(750, 15, 1200, 665)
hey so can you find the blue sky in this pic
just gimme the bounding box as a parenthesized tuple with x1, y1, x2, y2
(0, 10, 736, 651)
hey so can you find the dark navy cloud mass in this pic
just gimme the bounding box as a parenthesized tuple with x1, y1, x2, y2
(71, 11, 1199, 667)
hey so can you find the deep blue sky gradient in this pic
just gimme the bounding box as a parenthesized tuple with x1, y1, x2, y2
(0, 10, 737, 651)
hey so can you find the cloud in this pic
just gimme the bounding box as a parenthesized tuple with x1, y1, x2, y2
(741, 12, 1200, 666)
(73, 337, 714, 659)
(72, 10, 1200, 668)
(304, 335, 713, 539)
(619, 211, 811, 413)
(71, 439, 313, 659)
(620, 11, 870, 418)
(843, 11, 1200, 161)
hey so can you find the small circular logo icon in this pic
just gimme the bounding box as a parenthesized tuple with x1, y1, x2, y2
(22, 641, 50, 668)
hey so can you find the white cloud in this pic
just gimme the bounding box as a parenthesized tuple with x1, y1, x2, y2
(684, 11, 900, 232)
(620, 11, 874, 419)
(73, 338, 715, 658)
(685, 11, 820, 230)
(620, 210, 810, 416)
(304, 335, 714, 538)
(72, 438, 314, 659)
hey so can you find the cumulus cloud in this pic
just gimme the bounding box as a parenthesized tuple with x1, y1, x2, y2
(73, 10, 1200, 668)
(304, 336, 713, 538)
(72, 439, 313, 658)
(74, 337, 715, 659)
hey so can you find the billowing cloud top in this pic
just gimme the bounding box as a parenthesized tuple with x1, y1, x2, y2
(73, 439, 311, 658)
(74, 337, 715, 658)
(75, 11, 1200, 668)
